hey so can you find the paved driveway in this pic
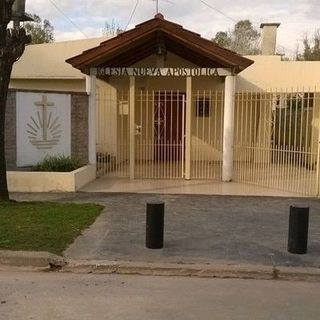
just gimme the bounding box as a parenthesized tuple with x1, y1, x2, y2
(34, 193, 320, 268)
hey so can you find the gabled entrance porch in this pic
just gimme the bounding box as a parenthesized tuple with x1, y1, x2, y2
(67, 13, 253, 184)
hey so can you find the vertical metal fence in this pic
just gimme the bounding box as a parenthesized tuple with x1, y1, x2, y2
(96, 86, 320, 196)
(96, 88, 130, 177)
(191, 90, 224, 179)
(135, 90, 185, 179)
(234, 90, 320, 196)
(96, 88, 225, 180)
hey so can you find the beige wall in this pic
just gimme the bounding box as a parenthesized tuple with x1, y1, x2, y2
(10, 79, 86, 92)
(7, 165, 96, 192)
(12, 37, 107, 80)
(239, 55, 320, 91)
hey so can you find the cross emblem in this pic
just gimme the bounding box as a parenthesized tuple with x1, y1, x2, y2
(34, 95, 55, 141)
(26, 95, 61, 150)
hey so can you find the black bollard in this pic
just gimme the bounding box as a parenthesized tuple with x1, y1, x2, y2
(288, 206, 309, 254)
(146, 201, 165, 249)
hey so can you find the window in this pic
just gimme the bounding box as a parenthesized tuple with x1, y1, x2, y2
(196, 98, 210, 117)
(272, 93, 314, 111)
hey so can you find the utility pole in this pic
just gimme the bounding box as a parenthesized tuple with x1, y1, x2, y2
(0, 0, 31, 201)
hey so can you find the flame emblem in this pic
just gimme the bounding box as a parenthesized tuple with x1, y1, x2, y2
(26, 95, 62, 150)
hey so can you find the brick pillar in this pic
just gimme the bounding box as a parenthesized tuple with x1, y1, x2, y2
(71, 93, 89, 164)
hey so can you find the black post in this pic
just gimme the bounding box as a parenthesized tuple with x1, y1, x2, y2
(146, 201, 164, 249)
(288, 206, 309, 254)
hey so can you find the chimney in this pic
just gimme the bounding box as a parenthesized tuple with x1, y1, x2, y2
(260, 23, 280, 55)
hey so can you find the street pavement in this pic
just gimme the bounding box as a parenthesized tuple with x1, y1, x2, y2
(13, 192, 320, 268)
(1, 271, 320, 320)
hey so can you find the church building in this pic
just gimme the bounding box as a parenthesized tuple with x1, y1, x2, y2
(6, 14, 320, 196)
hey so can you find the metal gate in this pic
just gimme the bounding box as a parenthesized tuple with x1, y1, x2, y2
(96, 88, 130, 177)
(191, 90, 224, 179)
(96, 87, 225, 180)
(135, 90, 185, 179)
(234, 90, 320, 196)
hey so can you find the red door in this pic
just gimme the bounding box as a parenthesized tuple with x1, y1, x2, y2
(154, 92, 185, 161)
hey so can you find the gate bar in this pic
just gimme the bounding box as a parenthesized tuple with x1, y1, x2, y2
(88, 68, 97, 165)
(185, 76, 192, 180)
(129, 76, 135, 179)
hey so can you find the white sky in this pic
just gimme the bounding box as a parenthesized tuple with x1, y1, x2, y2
(26, 0, 320, 57)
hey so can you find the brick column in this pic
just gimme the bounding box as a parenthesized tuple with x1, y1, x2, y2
(71, 93, 89, 164)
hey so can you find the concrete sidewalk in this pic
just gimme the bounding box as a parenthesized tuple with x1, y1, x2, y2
(21, 192, 317, 269)
(80, 178, 303, 197)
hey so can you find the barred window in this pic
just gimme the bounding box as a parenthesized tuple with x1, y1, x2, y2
(196, 98, 210, 117)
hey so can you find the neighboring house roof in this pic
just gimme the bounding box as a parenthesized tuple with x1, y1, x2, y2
(11, 37, 108, 80)
(67, 13, 254, 74)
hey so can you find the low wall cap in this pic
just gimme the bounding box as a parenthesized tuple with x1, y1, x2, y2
(260, 23, 281, 28)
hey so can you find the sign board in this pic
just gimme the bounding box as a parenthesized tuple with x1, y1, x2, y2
(17, 92, 71, 167)
(95, 67, 231, 77)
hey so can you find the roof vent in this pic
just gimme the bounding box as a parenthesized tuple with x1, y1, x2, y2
(155, 13, 164, 19)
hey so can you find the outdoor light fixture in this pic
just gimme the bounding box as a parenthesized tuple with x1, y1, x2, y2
(156, 43, 163, 56)
(11, 0, 33, 23)
(156, 41, 167, 59)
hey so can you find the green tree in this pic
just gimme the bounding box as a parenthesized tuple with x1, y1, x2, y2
(296, 31, 320, 61)
(213, 20, 261, 55)
(24, 14, 54, 44)
(213, 31, 231, 49)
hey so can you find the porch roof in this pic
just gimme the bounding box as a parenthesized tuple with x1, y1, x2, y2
(66, 14, 254, 74)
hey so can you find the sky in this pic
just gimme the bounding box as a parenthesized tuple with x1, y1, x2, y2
(25, 0, 320, 57)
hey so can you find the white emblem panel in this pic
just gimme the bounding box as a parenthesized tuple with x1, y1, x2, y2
(17, 92, 71, 167)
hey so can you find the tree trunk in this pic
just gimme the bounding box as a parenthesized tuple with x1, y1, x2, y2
(0, 63, 12, 202)
(0, 2, 30, 202)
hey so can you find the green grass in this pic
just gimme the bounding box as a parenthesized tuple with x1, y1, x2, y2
(0, 202, 104, 255)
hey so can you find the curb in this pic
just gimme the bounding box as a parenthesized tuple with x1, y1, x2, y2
(62, 260, 320, 282)
(0, 250, 66, 268)
(1, 252, 320, 282)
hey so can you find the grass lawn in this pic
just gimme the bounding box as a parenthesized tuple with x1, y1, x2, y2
(0, 202, 104, 255)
